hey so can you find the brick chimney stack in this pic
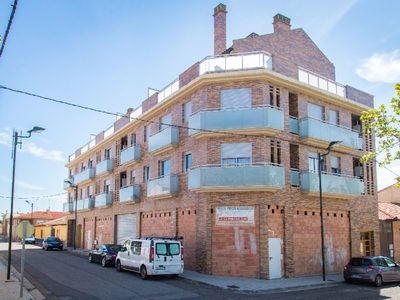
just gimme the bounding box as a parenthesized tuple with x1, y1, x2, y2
(273, 13, 291, 33)
(213, 3, 227, 55)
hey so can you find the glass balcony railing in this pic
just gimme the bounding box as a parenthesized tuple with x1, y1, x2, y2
(63, 202, 74, 213)
(148, 127, 179, 154)
(76, 197, 94, 210)
(96, 159, 113, 176)
(147, 175, 178, 198)
(95, 192, 113, 207)
(63, 177, 74, 189)
(189, 106, 284, 136)
(188, 164, 285, 190)
(120, 145, 142, 166)
(298, 68, 346, 97)
(289, 116, 299, 134)
(300, 118, 363, 150)
(290, 169, 300, 186)
(74, 168, 95, 184)
(119, 185, 141, 202)
(301, 171, 364, 197)
(199, 52, 272, 75)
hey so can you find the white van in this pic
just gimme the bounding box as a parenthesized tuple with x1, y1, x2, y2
(115, 236, 184, 280)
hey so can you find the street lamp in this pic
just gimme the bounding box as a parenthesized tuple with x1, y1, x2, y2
(25, 200, 33, 225)
(7, 126, 45, 280)
(319, 140, 341, 281)
(64, 179, 78, 250)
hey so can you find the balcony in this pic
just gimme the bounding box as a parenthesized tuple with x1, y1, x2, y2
(95, 192, 113, 207)
(63, 202, 74, 213)
(119, 185, 141, 203)
(147, 175, 178, 199)
(188, 163, 285, 192)
(148, 127, 179, 155)
(96, 159, 113, 176)
(299, 118, 363, 153)
(120, 145, 142, 166)
(188, 106, 284, 138)
(290, 169, 300, 187)
(76, 197, 94, 211)
(199, 51, 272, 75)
(301, 171, 364, 199)
(298, 68, 346, 98)
(63, 177, 74, 190)
(74, 168, 95, 185)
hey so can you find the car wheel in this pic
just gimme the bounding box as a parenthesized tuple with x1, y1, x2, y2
(116, 260, 123, 272)
(374, 275, 382, 287)
(140, 266, 148, 280)
(89, 254, 93, 263)
(101, 257, 107, 267)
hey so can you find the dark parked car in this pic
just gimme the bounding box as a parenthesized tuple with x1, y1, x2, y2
(89, 244, 122, 267)
(344, 256, 400, 287)
(42, 236, 63, 251)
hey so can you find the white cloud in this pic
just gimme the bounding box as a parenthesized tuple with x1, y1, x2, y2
(16, 180, 43, 191)
(356, 50, 400, 83)
(22, 142, 64, 161)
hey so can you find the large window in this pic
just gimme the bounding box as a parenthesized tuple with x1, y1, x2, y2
(143, 166, 150, 183)
(120, 171, 127, 187)
(221, 88, 251, 109)
(105, 148, 112, 160)
(221, 143, 251, 166)
(308, 103, 324, 121)
(308, 152, 319, 172)
(159, 159, 171, 176)
(104, 180, 111, 193)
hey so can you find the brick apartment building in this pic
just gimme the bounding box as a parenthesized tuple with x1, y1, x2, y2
(63, 4, 379, 279)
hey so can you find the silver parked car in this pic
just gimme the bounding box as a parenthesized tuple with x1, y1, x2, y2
(344, 256, 400, 287)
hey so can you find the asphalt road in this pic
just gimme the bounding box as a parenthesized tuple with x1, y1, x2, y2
(1, 240, 400, 299)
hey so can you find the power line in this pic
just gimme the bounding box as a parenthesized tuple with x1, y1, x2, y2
(0, 0, 18, 58)
(0, 192, 67, 200)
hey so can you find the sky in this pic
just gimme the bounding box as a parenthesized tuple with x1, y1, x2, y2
(1, 0, 400, 217)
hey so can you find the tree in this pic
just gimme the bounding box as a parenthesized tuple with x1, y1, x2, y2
(360, 83, 400, 185)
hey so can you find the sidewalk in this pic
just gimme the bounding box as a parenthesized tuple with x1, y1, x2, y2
(67, 246, 343, 293)
(0, 244, 343, 300)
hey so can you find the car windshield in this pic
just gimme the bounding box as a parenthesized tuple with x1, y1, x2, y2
(348, 258, 372, 266)
(48, 237, 61, 242)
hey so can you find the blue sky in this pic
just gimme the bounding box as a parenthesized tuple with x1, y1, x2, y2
(1, 0, 400, 216)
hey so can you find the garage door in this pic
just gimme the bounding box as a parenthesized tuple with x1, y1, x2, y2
(116, 214, 137, 244)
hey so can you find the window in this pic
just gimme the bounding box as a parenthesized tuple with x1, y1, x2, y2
(104, 180, 111, 193)
(330, 110, 339, 125)
(130, 242, 142, 255)
(360, 231, 373, 256)
(143, 166, 150, 183)
(80, 188, 86, 199)
(160, 113, 171, 130)
(105, 148, 112, 160)
(221, 88, 251, 109)
(183, 153, 192, 172)
(88, 185, 93, 197)
(221, 143, 251, 166)
(331, 156, 340, 174)
(308, 152, 319, 172)
(88, 159, 93, 169)
(159, 159, 171, 176)
(144, 125, 151, 142)
(131, 133, 136, 145)
(308, 103, 324, 121)
(183, 101, 192, 123)
(120, 171, 127, 187)
(81, 162, 86, 171)
(270, 140, 281, 164)
(121, 136, 128, 150)
(130, 170, 136, 185)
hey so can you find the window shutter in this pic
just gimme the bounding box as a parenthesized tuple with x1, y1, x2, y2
(161, 113, 171, 130)
(184, 101, 192, 122)
(308, 103, 323, 120)
(221, 88, 251, 109)
(221, 143, 252, 159)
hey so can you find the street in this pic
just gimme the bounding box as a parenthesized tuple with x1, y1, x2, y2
(0, 240, 400, 299)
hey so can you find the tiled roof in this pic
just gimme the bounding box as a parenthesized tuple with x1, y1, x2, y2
(38, 216, 67, 226)
(378, 202, 400, 220)
(15, 211, 66, 220)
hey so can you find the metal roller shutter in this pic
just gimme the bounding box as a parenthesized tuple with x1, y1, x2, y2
(116, 214, 137, 245)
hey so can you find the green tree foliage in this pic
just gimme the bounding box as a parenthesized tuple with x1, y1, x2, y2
(360, 83, 400, 185)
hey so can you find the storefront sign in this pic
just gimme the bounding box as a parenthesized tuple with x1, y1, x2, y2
(216, 206, 254, 226)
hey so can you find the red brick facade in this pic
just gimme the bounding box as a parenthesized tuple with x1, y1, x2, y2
(64, 4, 379, 279)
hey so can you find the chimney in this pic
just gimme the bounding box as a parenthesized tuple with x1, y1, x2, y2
(213, 3, 227, 55)
(273, 14, 291, 33)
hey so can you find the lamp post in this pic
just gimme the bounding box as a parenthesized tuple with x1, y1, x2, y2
(319, 140, 341, 281)
(7, 126, 45, 280)
(25, 200, 33, 225)
(64, 180, 78, 250)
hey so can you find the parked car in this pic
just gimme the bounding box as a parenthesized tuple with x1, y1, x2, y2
(42, 236, 63, 251)
(23, 235, 36, 245)
(343, 256, 400, 287)
(89, 244, 122, 267)
(115, 237, 184, 280)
